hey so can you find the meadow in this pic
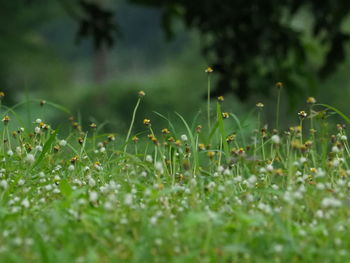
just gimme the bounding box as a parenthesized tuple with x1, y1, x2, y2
(0, 74, 350, 263)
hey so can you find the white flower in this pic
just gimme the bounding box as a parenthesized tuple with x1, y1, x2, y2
(0, 180, 8, 189)
(35, 145, 43, 152)
(59, 140, 67, 147)
(7, 150, 13, 156)
(332, 146, 340, 153)
(145, 155, 153, 163)
(25, 154, 35, 164)
(340, 135, 347, 141)
(266, 164, 274, 171)
(124, 194, 133, 206)
(99, 147, 106, 153)
(155, 162, 164, 174)
(68, 165, 75, 171)
(34, 127, 41, 134)
(18, 179, 25, 186)
(89, 191, 98, 202)
(181, 134, 188, 142)
(16, 147, 22, 155)
(88, 177, 96, 187)
(21, 198, 30, 208)
(271, 134, 281, 144)
(321, 197, 342, 208)
(35, 119, 42, 124)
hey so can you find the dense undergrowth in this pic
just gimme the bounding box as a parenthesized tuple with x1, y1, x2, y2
(0, 77, 350, 263)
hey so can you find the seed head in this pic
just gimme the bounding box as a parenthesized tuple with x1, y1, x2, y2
(138, 90, 146, 98)
(40, 100, 46, 107)
(132, 136, 139, 143)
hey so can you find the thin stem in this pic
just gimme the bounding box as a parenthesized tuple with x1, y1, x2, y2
(276, 87, 281, 130)
(207, 74, 211, 131)
(124, 98, 141, 153)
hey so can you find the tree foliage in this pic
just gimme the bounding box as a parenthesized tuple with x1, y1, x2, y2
(128, 0, 350, 101)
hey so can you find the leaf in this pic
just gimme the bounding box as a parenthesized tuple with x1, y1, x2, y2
(317, 103, 350, 124)
(31, 128, 58, 169)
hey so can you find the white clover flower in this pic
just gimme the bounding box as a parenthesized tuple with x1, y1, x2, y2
(89, 191, 98, 203)
(181, 134, 188, 142)
(25, 154, 35, 164)
(59, 140, 67, 147)
(271, 134, 281, 144)
(7, 150, 13, 156)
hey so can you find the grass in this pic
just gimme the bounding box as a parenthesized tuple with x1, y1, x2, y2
(0, 87, 349, 263)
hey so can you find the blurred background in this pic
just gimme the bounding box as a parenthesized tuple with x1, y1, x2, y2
(2, 0, 350, 134)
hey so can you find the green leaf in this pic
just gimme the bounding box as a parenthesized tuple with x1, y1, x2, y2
(31, 128, 58, 169)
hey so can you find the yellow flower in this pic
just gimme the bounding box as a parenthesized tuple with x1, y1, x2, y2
(298, 111, 307, 119)
(90, 123, 97, 129)
(132, 136, 139, 143)
(198, 143, 206, 151)
(217, 96, 224, 102)
(138, 90, 146, 97)
(143, 119, 151, 126)
(256, 102, 264, 108)
(2, 116, 10, 125)
(205, 66, 213, 73)
(276, 82, 284, 89)
(161, 128, 170, 134)
(207, 151, 215, 158)
(222, 112, 229, 119)
(306, 97, 316, 104)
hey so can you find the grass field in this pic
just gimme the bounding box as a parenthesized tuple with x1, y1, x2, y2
(0, 80, 350, 263)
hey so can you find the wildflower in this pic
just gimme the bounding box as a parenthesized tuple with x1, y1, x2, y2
(77, 137, 84, 145)
(222, 112, 229, 119)
(7, 150, 13, 156)
(124, 194, 133, 206)
(196, 125, 202, 133)
(89, 191, 98, 203)
(53, 145, 61, 152)
(161, 128, 170, 134)
(21, 198, 30, 208)
(25, 154, 35, 164)
(132, 136, 139, 143)
(68, 165, 75, 171)
(59, 140, 67, 147)
(217, 96, 224, 102)
(207, 151, 215, 159)
(107, 134, 115, 141)
(205, 66, 213, 73)
(298, 111, 307, 119)
(90, 123, 97, 129)
(181, 134, 188, 142)
(35, 145, 43, 152)
(226, 134, 236, 143)
(256, 102, 264, 108)
(306, 97, 316, 104)
(40, 100, 46, 106)
(145, 155, 153, 163)
(275, 82, 283, 89)
(143, 119, 151, 126)
(138, 90, 146, 97)
(0, 92, 5, 99)
(34, 127, 41, 134)
(155, 161, 164, 174)
(271, 134, 281, 144)
(198, 143, 206, 151)
(2, 116, 10, 125)
(0, 180, 8, 189)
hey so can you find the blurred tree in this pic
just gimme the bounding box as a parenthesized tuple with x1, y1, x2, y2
(127, 0, 350, 102)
